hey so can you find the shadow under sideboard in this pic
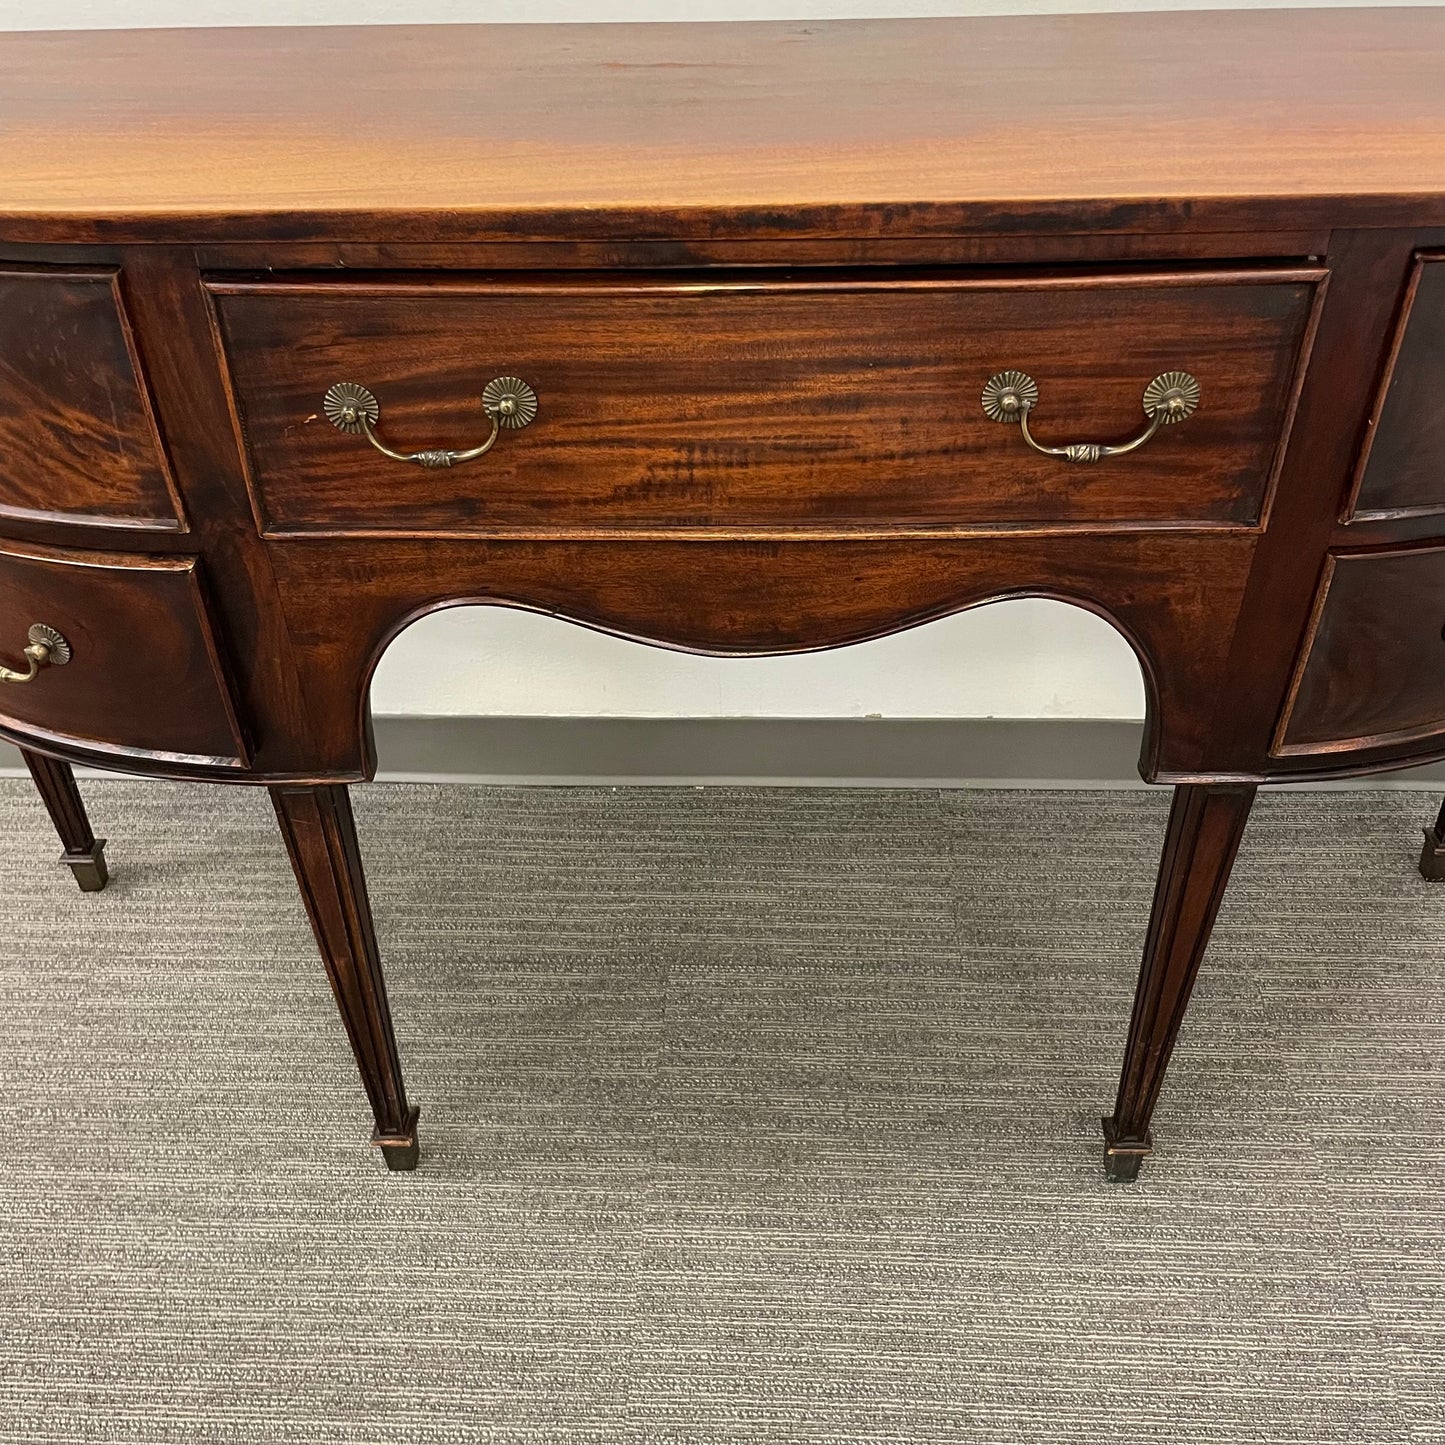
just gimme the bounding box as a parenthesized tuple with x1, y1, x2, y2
(6, 718, 1445, 790)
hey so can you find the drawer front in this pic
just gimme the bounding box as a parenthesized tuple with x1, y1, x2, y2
(209, 269, 1319, 536)
(1276, 545, 1445, 754)
(0, 541, 245, 766)
(1350, 255, 1445, 520)
(0, 267, 183, 530)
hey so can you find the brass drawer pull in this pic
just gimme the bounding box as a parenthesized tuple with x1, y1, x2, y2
(323, 377, 538, 469)
(0, 624, 71, 685)
(982, 370, 1201, 464)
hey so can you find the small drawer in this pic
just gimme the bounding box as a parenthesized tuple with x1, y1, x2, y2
(1276, 543, 1445, 755)
(0, 540, 246, 766)
(208, 267, 1321, 537)
(0, 266, 183, 531)
(1349, 254, 1445, 520)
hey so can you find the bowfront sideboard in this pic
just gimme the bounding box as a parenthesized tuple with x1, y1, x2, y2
(5, 10, 1445, 1178)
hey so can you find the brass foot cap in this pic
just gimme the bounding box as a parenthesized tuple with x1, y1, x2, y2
(61, 839, 108, 893)
(1101, 1115, 1152, 1184)
(372, 1104, 422, 1172)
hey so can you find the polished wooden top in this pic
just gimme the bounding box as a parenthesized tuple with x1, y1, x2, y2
(3, 9, 1445, 241)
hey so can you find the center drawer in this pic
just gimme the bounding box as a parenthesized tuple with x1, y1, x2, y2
(207, 268, 1321, 536)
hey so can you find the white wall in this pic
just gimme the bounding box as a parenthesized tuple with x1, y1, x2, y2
(368, 601, 1147, 719)
(4, 0, 1411, 721)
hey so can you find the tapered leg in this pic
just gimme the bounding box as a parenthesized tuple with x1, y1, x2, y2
(22, 749, 108, 892)
(270, 784, 420, 1170)
(1419, 797, 1445, 880)
(1102, 782, 1256, 1182)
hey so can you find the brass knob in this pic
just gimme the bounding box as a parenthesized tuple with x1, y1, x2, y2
(0, 624, 71, 685)
(323, 377, 538, 470)
(982, 370, 1201, 463)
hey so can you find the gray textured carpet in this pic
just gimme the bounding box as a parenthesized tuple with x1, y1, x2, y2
(1, 780, 1442, 1443)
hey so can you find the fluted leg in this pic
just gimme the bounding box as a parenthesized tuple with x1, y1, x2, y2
(270, 784, 420, 1170)
(1102, 782, 1256, 1182)
(22, 749, 108, 892)
(1419, 797, 1445, 880)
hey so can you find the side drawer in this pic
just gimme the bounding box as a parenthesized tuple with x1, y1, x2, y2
(1276, 544, 1445, 755)
(208, 267, 1321, 536)
(0, 266, 183, 531)
(0, 540, 246, 767)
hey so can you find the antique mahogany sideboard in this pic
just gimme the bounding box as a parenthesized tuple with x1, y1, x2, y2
(5, 11, 1445, 1179)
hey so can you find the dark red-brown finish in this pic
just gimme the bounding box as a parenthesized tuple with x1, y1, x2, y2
(1350, 255, 1445, 520)
(209, 270, 1318, 536)
(1276, 545, 1445, 755)
(0, 539, 247, 768)
(4, 12, 1445, 241)
(270, 784, 420, 1169)
(21, 748, 107, 891)
(1, 13, 1443, 1179)
(0, 267, 181, 531)
(265, 533, 1256, 783)
(1104, 783, 1257, 1182)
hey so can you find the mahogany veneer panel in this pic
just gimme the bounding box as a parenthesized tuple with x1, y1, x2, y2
(264, 531, 1257, 781)
(0, 267, 181, 530)
(210, 270, 1317, 535)
(1351, 256, 1445, 520)
(0, 541, 245, 766)
(1277, 544, 1445, 755)
(5, 12, 1445, 241)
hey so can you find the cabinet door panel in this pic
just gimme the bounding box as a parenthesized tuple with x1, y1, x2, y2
(0, 267, 183, 530)
(1276, 544, 1445, 754)
(1351, 255, 1445, 520)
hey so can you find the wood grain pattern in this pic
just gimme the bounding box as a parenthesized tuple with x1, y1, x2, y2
(0, 539, 247, 767)
(1104, 782, 1256, 1181)
(20, 749, 108, 891)
(264, 532, 1257, 783)
(192, 231, 1337, 275)
(1195, 230, 1422, 784)
(1349, 255, 1445, 520)
(1275, 544, 1445, 755)
(4, 13, 1445, 243)
(270, 783, 420, 1169)
(20, 750, 92, 853)
(210, 269, 1318, 536)
(113, 247, 328, 783)
(0, 267, 181, 530)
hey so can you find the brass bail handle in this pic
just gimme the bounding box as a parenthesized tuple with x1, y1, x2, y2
(0, 624, 71, 685)
(981, 370, 1201, 463)
(323, 377, 539, 469)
